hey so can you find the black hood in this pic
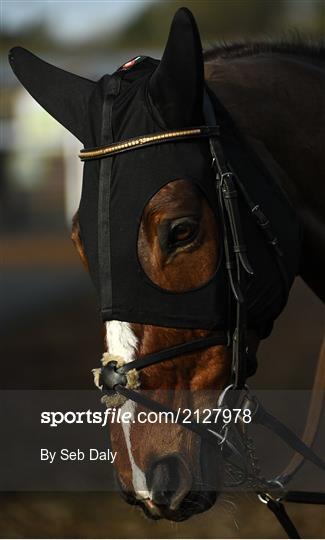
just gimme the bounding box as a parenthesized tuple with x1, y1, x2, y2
(8, 7, 300, 335)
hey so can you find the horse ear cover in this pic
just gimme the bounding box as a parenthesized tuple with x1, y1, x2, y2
(8, 46, 95, 143)
(149, 7, 205, 128)
(8, 7, 202, 137)
(7, 9, 300, 334)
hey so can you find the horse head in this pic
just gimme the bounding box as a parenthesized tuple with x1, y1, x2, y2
(9, 7, 300, 521)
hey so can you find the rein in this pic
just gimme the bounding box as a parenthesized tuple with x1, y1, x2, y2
(80, 92, 325, 538)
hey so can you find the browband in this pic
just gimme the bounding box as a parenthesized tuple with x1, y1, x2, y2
(79, 125, 220, 161)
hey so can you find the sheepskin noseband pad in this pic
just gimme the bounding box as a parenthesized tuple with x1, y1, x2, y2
(92, 353, 140, 407)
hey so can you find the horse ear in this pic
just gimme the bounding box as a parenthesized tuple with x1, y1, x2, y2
(8, 47, 95, 143)
(149, 7, 204, 128)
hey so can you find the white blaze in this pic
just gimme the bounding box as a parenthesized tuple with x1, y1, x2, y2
(106, 320, 150, 499)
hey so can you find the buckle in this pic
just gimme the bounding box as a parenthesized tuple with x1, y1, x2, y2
(240, 391, 260, 419)
(258, 480, 284, 504)
(100, 361, 127, 392)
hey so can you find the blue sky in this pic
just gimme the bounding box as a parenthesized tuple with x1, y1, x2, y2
(2, 1, 152, 42)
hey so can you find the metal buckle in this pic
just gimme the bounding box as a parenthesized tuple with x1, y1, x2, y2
(258, 492, 275, 504)
(239, 386, 260, 418)
(258, 479, 285, 504)
(220, 171, 235, 181)
(217, 383, 249, 408)
(208, 423, 229, 446)
(101, 361, 127, 392)
(217, 384, 235, 407)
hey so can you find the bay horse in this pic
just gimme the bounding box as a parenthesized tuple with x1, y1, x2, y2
(9, 6, 325, 529)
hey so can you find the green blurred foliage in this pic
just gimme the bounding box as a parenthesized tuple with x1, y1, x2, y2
(1, 0, 324, 56)
(1, 21, 56, 54)
(113, 0, 286, 48)
(111, 0, 324, 50)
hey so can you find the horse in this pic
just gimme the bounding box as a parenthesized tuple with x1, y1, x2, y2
(9, 6, 325, 529)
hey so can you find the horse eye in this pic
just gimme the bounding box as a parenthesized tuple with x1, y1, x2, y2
(168, 219, 199, 248)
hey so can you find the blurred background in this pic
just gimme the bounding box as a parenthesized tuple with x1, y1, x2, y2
(1, 0, 324, 538)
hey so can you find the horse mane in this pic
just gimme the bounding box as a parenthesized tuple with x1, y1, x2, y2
(203, 36, 325, 64)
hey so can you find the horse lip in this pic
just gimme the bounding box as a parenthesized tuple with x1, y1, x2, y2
(141, 497, 206, 522)
(143, 499, 163, 516)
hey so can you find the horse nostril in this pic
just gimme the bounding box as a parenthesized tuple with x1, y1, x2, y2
(149, 455, 192, 511)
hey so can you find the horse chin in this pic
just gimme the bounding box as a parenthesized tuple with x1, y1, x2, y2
(115, 443, 222, 521)
(120, 490, 218, 522)
(117, 472, 220, 521)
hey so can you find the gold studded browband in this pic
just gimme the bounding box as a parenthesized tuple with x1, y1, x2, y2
(79, 126, 220, 161)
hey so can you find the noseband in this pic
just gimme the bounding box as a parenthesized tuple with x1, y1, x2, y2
(81, 92, 325, 538)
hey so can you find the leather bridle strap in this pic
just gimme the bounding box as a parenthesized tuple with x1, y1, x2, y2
(99, 331, 228, 393)
(255, 405, 325, 472)
(209, 139, 250, 389)
(252, 335, 325, 538)
(265, 498, 300, 539)
(283, 491, 325, 505)
(258, 490, 325, 540)
(277, 336, 325, 485)
(97, 75, 121, 315)
(101, 352, 325, 474)
(79, 126, 220, 161)
(242, 394, 325, 472)
(121, 331, 228, 373)
(205, 90, 252, 390)
(115, 385, 242, 453)
(111, 384, 252, 486)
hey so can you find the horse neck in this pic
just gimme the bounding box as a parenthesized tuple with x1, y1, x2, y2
(205, 53, 324, 217)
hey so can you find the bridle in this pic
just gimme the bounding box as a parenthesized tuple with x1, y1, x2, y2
(80, 90, 325, 538)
